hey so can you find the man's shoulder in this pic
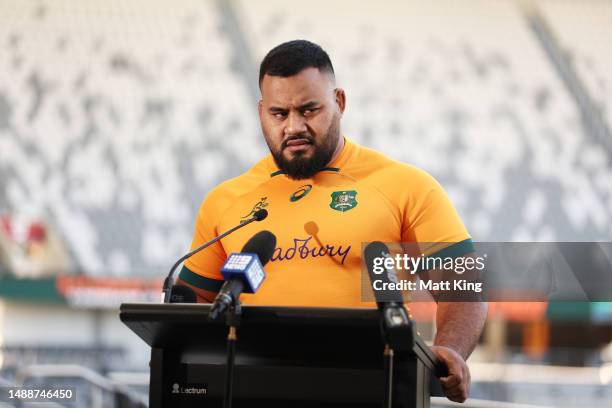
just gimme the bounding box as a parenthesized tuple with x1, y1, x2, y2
(350, 141, 438, 188)
(200, 156, 272, 213)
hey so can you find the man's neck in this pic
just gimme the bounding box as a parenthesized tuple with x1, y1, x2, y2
(327, 136, 345, 166)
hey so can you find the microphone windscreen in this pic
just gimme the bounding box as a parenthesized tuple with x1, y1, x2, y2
(363, 241, 405, 304)
(363, 241, 389, 274)
(241, 230, 277, 265)
(253, 209, 268, 221)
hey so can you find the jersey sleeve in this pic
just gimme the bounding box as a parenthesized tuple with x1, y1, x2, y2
(179, 189, 228, 292)
(400, 167, 473, 257)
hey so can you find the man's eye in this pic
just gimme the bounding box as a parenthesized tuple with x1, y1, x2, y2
(273, 112, 287, 119)
(303, 108, 318, 116)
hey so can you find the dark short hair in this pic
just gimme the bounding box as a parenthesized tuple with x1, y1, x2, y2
(258, 40, 335, 87)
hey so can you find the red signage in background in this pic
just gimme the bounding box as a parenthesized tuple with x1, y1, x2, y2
(56, 275, 163, 309)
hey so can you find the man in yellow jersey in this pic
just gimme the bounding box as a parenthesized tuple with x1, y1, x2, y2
(177, 40, 487, 403)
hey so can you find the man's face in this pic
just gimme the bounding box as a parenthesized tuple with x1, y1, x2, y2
(258, 67, 346, 180)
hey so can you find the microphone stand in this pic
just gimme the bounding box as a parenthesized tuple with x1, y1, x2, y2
(223, 297, 241, 408)
(161, 213, 264, 303)
(378, 304, 414, 408)
(383, 343, 394, 408)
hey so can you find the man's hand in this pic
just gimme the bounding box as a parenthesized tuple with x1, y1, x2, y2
(431, 345, 470, 403)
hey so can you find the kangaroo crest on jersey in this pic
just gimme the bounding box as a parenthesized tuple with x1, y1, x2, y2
(240, 197, 269, 223)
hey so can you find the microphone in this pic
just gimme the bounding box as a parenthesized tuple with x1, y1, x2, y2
(363, 241, 405, 308)
(364, 241, 449, 377)
(208, 230, 277, 320)
(363, 241, 413, 350)
(161, 209, 269, 303)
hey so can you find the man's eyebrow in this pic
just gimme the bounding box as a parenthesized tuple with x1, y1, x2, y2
(268, 101, 320, 113)
(298, 101, 320, 110)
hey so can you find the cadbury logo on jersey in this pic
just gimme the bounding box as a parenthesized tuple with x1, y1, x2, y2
(271, 236, 351, 265)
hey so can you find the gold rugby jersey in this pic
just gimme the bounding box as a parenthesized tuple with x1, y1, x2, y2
(179, 138, 472, 307)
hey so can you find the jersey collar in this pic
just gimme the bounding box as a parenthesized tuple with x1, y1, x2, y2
(268, 136, 354, 178)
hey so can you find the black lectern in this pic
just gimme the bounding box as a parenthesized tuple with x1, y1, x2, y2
(120, 303, 438, 408)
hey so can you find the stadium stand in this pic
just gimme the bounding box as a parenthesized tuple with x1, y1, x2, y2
(536, 0, 612, 135)
(0, 0, 611, 278)
(236, 0, 612, 242)
(1, 1, 612, 407)
(0, 0, 265, 276)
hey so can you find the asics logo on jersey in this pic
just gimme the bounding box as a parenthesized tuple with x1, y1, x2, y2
(289, 184, 312, 202)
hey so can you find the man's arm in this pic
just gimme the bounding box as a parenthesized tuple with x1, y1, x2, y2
(432, 296, 487, 402)
(397, 167, 486, 402)
(435, 301, 487, 359)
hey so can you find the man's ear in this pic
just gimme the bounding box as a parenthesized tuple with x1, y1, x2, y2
(335, 88, 346, 115)
(258, 99, 264, 121)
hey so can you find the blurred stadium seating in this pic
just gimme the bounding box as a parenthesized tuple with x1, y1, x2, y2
(538, 0, 612, 134)
(0, 0, 610, 278)
(238, 0, 612, 242)
(0, 0, 265, 277)
(0, 1, 611, 406)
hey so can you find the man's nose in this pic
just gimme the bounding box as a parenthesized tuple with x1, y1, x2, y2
(285, 110, 307, 137)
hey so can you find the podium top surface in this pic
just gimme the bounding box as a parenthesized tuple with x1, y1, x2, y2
(120, 303, 384, 347)
(120, 302, 381, 326)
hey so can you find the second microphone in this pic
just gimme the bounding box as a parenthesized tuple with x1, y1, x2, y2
(208, 230, 277, 320)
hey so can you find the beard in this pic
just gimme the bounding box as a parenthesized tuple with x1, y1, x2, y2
(267, 116, 340, 180)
